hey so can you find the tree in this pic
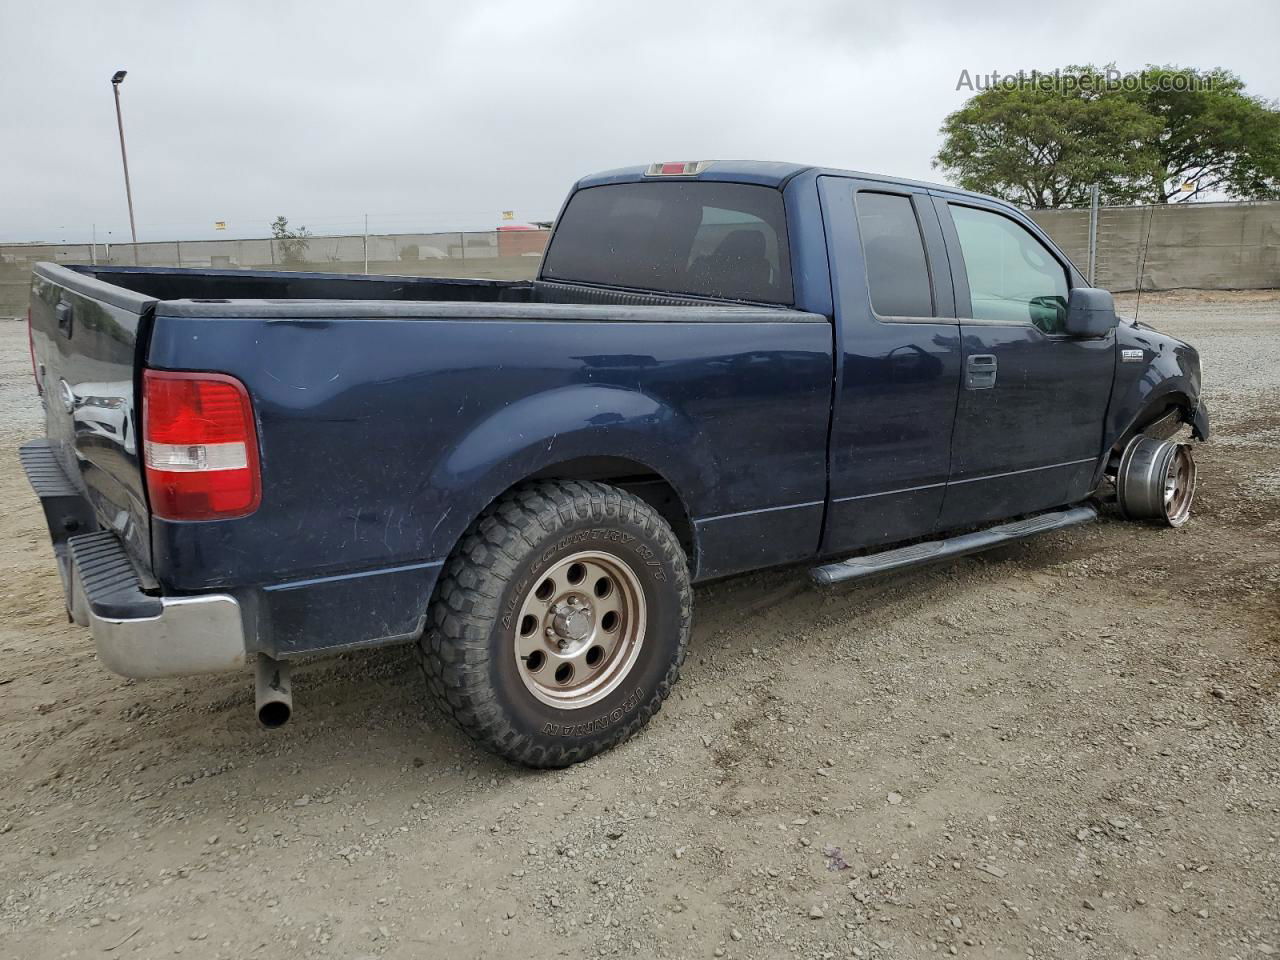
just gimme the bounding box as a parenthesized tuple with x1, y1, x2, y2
(935, 66, 1161, 208)
(1130, 67, 1280, 203)
(270, 215, 312, 264)
(934, 65, 1280, 207)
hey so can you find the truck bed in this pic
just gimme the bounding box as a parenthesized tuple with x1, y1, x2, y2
(29, 262, 833, 661)
(68, 264, 759, 310)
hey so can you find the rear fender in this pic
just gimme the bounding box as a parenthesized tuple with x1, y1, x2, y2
(425, 384, 709, 570)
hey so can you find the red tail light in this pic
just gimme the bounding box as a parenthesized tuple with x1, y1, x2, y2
(27, 308, 41, 395)
(645, 160, 711, 177)
(142, 370, 261, 521)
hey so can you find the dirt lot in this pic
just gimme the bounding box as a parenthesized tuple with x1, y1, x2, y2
(1, 294, 1277, 960)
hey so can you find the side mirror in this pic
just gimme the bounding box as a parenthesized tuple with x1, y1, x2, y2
(1064, 287, 1118, 338)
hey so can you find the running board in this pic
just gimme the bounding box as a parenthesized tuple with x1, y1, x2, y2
(810, 504, 1098, 586)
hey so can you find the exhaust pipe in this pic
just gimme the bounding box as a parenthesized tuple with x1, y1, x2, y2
(255, 654, 292, 728)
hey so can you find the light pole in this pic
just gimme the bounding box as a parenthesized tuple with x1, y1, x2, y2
(110, 70, 138, 260)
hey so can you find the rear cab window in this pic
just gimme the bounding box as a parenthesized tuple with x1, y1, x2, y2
(541, 181, 792, 304)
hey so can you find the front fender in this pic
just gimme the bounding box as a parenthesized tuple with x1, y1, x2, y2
(1191, 400, 1211, 441)
(424, 384, 712, 562)
(1104, 318, 1206, 455)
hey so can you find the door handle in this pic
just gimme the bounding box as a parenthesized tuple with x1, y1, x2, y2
(55, 301, 74, 339)
(965, 354, 997, 390)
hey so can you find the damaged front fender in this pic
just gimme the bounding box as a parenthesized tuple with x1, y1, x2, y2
(1191, 399, 1211, 441)
(1104, 317, 1207, 452)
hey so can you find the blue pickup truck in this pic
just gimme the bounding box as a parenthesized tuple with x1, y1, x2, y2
(23, 160, 1208, 767)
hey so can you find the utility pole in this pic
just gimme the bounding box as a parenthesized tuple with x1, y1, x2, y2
(363, 213, 369, 275)
(111, 70, 139, 264)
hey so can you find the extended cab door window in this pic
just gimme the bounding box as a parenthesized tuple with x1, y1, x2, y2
(948, 204, 1070, 334)
(854, 191, 935, 319)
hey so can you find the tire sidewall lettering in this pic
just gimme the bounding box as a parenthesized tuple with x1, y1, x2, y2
(540, 687, 645, 737)
(501, 573, 532, 630)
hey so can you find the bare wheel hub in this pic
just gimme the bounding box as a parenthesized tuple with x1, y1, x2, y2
(1116, 435, 1198, 527)
(514, 550, 647, 710)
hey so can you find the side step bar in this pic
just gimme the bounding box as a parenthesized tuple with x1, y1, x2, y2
(811, 504, 1098, 586)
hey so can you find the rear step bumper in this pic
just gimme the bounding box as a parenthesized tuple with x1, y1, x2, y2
(68, 532, 247, 677)
(811, 504, 1098, 586)
(20, 439, 247, 678)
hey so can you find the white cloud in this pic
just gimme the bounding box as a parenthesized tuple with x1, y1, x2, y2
(1, 0, 1277, 241)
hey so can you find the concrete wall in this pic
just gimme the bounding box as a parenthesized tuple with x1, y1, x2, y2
(1029, 201, 1280, 292)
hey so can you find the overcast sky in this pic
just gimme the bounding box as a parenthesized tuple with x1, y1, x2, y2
(2, 0, 1278, 243)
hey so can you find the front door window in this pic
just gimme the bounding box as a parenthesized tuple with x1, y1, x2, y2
(949, 205, 1069, 334)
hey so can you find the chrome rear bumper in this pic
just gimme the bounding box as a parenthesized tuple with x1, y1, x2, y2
(73, 544, 248, 678)
(22, 438, 248, 678)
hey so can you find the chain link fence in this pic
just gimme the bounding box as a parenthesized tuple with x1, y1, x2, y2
(0, 229, 551, 317)
(3, 202, 1278, 316)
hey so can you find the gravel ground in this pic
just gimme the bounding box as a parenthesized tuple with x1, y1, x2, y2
(0, 293, 1277, 960)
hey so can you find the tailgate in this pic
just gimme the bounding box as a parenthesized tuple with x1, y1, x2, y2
(29, 264, 156, 571)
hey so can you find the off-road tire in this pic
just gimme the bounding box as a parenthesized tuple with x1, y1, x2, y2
(418, 480, 692, 768)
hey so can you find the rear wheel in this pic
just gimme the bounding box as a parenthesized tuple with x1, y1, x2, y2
(418, 480, 691, 768)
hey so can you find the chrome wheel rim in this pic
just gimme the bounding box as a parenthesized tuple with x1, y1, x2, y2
(513, 550, 647, 710)
(1162, 444, 1197, 527)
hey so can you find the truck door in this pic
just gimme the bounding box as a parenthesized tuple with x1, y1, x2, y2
(931, 195, 1115, 528)
(818, 176, 962, 556)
